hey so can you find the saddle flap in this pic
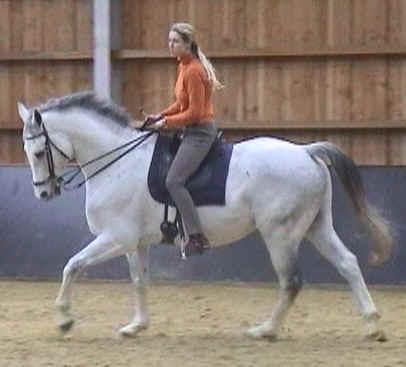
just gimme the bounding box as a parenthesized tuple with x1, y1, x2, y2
(147, 132, 233, 207)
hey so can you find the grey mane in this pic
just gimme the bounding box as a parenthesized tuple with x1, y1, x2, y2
(39, 91, 133, 127)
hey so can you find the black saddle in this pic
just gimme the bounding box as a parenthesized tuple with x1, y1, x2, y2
(147, 132, 233, 207)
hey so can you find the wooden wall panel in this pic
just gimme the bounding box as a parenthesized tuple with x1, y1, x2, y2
(388, 0, 406, 45)
(0, 62, 91, 129)
(121, 60, 177, 118)
(120, 57, 405, 165)
(122, 1, 142, 50)
(0, 2, 11, 52)
(122, 0, 406, 50)
(388, 59, 406, 164)
(350, 131, 388, 165)
(1, 0, 406, 164)
(0, 0, 92, 163)
(387, 59, 406, 120)
(214, 61, 245, 122)
(351, 58, 388, 121)
(211, 0, 246, 50)
(2, 0, 92, 53)
(388, 132, 406, 165)
(123, 56, 401, 123)
(245, 0, 327, 49)
(0, 132, 25, 164)
(325, 60, 352, 121)
(351, 0, 388, 45)
(326, 0, 353, 47)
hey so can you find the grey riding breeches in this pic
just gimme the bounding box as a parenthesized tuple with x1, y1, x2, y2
(165, 122, 217, 236)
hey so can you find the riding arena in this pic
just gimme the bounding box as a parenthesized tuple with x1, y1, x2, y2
(1, 1, 406, 366)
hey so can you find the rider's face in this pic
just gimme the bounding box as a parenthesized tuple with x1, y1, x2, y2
(168, 31, 189, 58)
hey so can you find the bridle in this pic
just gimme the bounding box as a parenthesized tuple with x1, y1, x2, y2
(25, 124, 72, 194)
(25, 122, 156, 193)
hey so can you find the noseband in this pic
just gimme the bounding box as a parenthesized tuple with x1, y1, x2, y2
(25, 125, 72, 191)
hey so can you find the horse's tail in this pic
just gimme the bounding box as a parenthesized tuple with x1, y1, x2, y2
(305, 141, 393, 266)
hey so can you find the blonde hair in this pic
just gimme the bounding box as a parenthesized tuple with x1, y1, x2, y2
(170, 22, 223, 91)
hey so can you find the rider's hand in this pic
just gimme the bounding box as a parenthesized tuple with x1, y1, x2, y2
(144, 114, 162, 125)
(150, 118, 166, 130)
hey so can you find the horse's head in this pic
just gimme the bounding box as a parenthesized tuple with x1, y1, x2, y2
(17, 102, 74, 201)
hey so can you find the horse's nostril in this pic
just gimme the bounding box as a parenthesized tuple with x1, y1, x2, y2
(40, 191, 48, 199)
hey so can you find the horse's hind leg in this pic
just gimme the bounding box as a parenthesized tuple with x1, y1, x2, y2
(247, 227, 302, 340)
(306, 210, 386, 341)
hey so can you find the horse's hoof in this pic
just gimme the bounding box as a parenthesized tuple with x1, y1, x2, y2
(245, 326, 278, 341)
(59, 319, 74, 334)
(118, 323, 148, 338)
(263, 333, 278, 342)
(365, 329, 388, 342)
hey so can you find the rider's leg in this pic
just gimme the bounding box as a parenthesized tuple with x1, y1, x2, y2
(166, 122, 217, 255)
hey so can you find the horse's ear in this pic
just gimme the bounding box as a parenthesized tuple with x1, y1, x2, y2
(17, 102, 30, 123)
(33, 109, 43, 127)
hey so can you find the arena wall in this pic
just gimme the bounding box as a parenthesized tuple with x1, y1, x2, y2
(0, 166, 404, 284)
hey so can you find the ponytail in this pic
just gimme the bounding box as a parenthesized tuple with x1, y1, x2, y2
(195, 44, 224, 91)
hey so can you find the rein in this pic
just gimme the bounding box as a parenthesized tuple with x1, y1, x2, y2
(60, 130, 155, 190)
(25, 124, 156, 192)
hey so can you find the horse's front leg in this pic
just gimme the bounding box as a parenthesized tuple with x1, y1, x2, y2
(119, 246, 150, 337)
(55, 233, 127, 333)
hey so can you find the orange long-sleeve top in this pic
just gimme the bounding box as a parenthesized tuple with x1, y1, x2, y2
(160, 54, 214, 128)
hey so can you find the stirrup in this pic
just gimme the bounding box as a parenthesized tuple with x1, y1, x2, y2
(159, 203, 185, 245)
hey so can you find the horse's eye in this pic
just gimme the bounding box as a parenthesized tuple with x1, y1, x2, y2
(34, 151, 45, 159)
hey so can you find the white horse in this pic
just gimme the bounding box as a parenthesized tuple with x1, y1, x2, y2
(17, 92, 392, 341)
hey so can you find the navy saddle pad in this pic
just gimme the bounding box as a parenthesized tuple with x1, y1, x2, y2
(147, 133, 233, 207)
